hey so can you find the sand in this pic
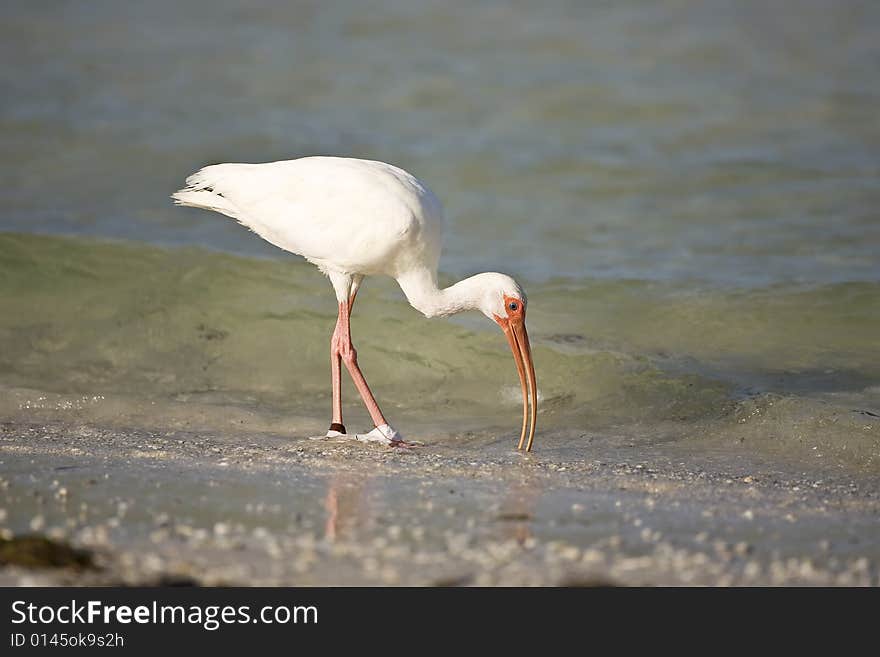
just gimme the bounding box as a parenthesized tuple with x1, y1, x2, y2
(1, 419, 877, 586)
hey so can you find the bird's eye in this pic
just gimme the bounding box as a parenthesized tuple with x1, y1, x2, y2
(509, 302, 518, 311)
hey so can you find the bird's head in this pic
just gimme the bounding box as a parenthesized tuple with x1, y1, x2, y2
(476, 273, 537, 452)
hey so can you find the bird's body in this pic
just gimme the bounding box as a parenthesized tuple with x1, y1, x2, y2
(173, 157, 443, 280)
(174, 156, 537, 450)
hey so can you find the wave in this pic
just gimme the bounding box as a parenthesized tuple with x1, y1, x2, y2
(1, 232, 877, 472)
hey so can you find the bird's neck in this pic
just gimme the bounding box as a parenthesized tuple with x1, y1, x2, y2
(396, 268, 486, 318)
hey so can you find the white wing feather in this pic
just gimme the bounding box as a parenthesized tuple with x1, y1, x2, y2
(172, 157, 444, 277)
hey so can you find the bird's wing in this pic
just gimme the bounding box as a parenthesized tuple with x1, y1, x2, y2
(174, 157, 443, 275)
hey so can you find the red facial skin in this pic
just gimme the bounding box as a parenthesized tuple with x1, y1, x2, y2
(493, 294, 525, 331)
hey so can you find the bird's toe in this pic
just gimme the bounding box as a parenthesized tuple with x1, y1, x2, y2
(354, 423, 406, 445)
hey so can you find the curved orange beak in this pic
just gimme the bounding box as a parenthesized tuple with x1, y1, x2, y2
(496, 298, 537, 452)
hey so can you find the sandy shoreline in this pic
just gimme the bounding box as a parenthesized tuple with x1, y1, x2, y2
(1, 419, 877, 586)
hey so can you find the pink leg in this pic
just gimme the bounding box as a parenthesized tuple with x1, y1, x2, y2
(332, 298, 388, 429)
(329, 314, 345, 433)
(329, 290, 360, 433)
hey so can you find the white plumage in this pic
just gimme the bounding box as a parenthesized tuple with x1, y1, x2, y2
(174, 157, 443, 279)
(173, 156, 537, 451)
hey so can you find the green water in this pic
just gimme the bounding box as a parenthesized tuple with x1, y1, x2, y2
(1, 233, 877, 472)
(0, 2, 878, 472)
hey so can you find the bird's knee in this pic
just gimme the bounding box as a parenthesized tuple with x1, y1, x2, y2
(330, 333, 347, 353)
(340, 345, 358, 365)
(331, 335, 357, 363)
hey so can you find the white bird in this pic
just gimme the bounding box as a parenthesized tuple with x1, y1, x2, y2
(173, 156, 537, 450)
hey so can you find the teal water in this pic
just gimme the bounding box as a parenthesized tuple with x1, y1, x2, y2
(1, 1, 878, 471)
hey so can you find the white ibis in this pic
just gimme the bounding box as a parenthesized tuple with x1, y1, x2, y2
(172, 156, 537, 451)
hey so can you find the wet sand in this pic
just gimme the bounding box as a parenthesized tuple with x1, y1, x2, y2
(1, 419, 877, 586)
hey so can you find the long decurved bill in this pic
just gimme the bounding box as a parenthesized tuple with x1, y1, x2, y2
(501, 316, 537, 452)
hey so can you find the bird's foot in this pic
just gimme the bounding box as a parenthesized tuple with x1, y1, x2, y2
(310, 423, 416, 447)
(354, 424, 415, 448)
(326, 422, 347, 438)
(308, 423, 348, 441)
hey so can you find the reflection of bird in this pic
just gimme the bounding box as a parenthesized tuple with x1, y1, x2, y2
(323, 475, 370, 542)
(173, 156, 537, 450)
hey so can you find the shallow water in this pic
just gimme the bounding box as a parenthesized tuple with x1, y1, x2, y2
(0, 233, 877, 476)
(1, 2, 879, 475)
